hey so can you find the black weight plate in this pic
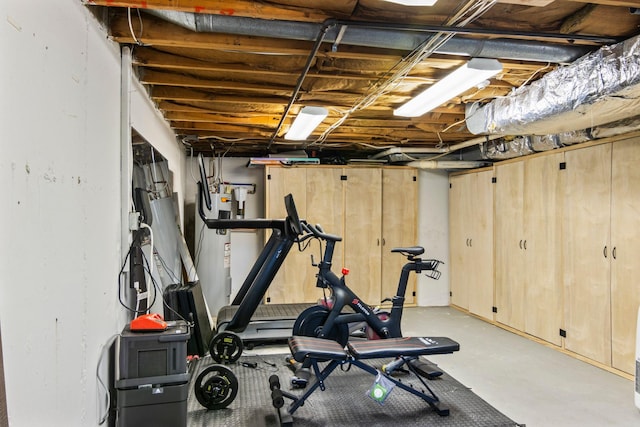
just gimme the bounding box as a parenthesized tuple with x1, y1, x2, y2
(194, 364, 239, 410)
(209, 331, 243, 363)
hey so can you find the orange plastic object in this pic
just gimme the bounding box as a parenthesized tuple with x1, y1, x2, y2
(130, 313, 168, 331)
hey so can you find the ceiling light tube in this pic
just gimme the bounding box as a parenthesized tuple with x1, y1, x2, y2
(383, 0, 438, 5)
(394, 58, 502, 117)
(285, 106, 329, 140)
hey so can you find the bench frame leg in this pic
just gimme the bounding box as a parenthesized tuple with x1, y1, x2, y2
(352, 357, 449, 416)
(277, 356, 449, 426)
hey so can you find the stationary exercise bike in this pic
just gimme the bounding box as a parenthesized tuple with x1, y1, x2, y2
(290, 221, 444, 385)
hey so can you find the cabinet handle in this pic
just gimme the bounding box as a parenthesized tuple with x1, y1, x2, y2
(382, 238, 386, 246)
(612, 247, 617, 259)
(519, 240, 523, 249)
(466, 238, 469, 247)
(377, 238, 380, 246)
(523, 240, 527, 250)
(603, 246, 608, 258)
(469, 238, 472, 247)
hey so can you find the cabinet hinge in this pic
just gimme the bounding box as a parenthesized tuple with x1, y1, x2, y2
(412, 291, 416, 297)
(559, 162, 566, 170)
(559, 329, 566, 338)
(413, 176, 417, 182)
(449, 183, 452, 188)
(491, 177, 497, 183)
(266, 297, 271, 303)
(341, 175, 347, 181)
(492, 306, 498, 313)
(267, 174, 271, 180)
(449, 291, 453, 297)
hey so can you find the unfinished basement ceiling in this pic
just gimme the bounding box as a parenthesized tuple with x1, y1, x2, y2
(86, 0, 640, 159)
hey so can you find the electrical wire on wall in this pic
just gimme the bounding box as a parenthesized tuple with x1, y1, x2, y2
(117, 233, 190, 322)
(96, 334, 118, 425)
(135, 223, 154, 313)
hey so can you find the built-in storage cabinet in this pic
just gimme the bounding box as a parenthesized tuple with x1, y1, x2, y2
(381, 168, 418, 305)
(563, 140, 640, 373)
(563, 144, 612, 365)
(449, 169, 494, 320)
(495, 153, 564, 346)
(523, 153, 565, 347)
(306, 167, 345, 265)
(264, 167, 317, 304)
(265, 166, 417, 306)
(344, 168, 382, 304)
(610, 139, 640, 374)
(450, 136, 640, 376)
(494, 161, 526, 331)
(449, 173, 469, 311)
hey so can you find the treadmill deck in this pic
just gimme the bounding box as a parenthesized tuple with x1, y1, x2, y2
(216, 303, 315, 343)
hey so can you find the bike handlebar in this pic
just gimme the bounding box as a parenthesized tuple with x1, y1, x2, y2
(302, 222, 342, 243)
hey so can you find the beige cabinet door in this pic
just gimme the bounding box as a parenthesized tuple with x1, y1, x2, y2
(264, 167, 314, 304)
(306, 166, 345, 285)
(344, 168, 382, 305)
(564, 144, 612, 365)
(468, 169, 494, 320)
(495, 161, 526, 331)
(523, 152, 564, 346)
(449, 173, 471, 310)
(611, 138, 640, 374)
(381, 168, 418, 305)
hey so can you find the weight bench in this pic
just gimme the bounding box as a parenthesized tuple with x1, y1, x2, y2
(269, 335, 460, 426)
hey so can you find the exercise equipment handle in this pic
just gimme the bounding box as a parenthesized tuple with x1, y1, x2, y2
(303, 222, 342, 242)
(269, 375, 285, 408)
(269, 374, 281, 391)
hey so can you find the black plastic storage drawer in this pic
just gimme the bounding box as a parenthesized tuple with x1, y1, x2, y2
(118, 320, 190, 380)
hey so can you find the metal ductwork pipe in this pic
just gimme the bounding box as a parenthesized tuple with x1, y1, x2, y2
(148, 10, 595, 64)
(466, 34, 640, 136)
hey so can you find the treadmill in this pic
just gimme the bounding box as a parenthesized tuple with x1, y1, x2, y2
(196, 155, 313, 361)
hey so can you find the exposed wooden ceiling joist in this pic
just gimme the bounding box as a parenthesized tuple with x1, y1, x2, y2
(86, 0, 640, 158)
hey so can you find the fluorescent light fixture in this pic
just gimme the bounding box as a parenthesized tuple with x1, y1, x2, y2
(384, 0, 438, 5)
(394, 58, 502, 117)
(285, 106, 328, 140)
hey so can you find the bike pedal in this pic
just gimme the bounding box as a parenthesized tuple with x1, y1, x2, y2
(290, 377, 308, 389)
(290, 367, 311, 388)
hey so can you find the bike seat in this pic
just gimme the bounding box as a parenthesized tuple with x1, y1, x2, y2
(391, 246, 424, 256)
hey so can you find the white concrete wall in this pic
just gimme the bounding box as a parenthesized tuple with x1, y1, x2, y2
(0, 1, 185, 426)
(416, 169, 451, 306)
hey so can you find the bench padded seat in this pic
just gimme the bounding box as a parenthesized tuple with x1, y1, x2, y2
(348, 337, 459, 359)
(288, 336, 459, 363)
(289, 336, 347, 363)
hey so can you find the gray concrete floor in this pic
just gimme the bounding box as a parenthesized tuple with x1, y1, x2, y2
(245, 305, 640, 426)
(401, 306, 640, 427)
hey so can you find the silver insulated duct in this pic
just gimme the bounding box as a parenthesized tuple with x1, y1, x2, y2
(466, 34, 640, 136)
(147, 10, 592, 64)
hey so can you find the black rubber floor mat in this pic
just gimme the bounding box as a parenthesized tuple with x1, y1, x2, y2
(187, 354, 523, 427)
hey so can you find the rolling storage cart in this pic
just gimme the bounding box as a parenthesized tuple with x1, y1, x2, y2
(115, 320, 191, 427)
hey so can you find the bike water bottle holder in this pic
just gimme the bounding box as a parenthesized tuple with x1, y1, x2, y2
(425, 269, 441, 280)
(421, 260, 442, 280)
